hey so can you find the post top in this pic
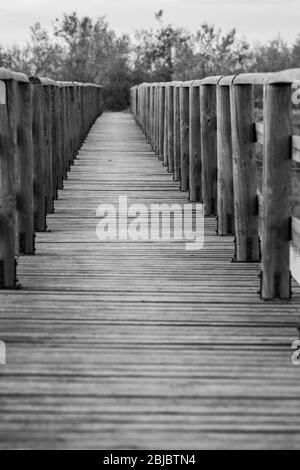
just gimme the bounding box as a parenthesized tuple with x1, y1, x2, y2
(30, 77, 57, 86)
(266, 68, 300, 84)
(0, 67, 29, 83)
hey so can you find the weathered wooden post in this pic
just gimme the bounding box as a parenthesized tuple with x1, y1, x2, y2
(67, 84, 75, 170)
(173, 83, 181, 181)
(180, 82, 190, 192)
(217, 78, 234, 234)
(155, 83, 160, 157)
(0, 71, 25, 287)
(189, 81, 202, 202)
(58, 83, 68, 180)
(261, 76, 292, 299)
(230, 77, 259, 261)
(43, 83, 54, 214)
(149, 84, 154, 148)
(158, 84, 165, 161)
(145, 84, 149, 141)
(153, 83, 158, 154)
(36, 78, 54, 214)
(16, 80, 34, 254)
(31, 82, 46, 231)
(200, 78, 219, 215)
(146, 84, 151, 143)
(163, 83, 169, 166)
(167, 82, 174, 173)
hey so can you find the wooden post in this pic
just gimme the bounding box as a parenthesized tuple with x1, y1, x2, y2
(51, 85, 58, 200)
(230, 83, 259, 261)
(217, 83, 234, 234)
(145, 84, 150, 141)
(155, 84, 160, 155)
(261, 82, 292, 299)
(167, 83, 174, 173)
(67, 86, 75, 170)
(43, 84, 54, 214)
(189, 83, 201, 202)
(173, 84, 181, 181)
(158, 84, 165, 160)
(0, 79, 17, 287)
(180, 84, 189, 191)
(149, 84, 154, 148)
(16, 81, 34, 254)
(163, 84, 168, 166)
(200, 84, 217, 215)
(32, 84, 46, 231)
(153, 85, 158, 153)
(59, 86, 67, 180)
(55, 85, 63, 190)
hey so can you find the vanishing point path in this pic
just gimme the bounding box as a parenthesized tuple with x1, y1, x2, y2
(0, 111, 300, 449)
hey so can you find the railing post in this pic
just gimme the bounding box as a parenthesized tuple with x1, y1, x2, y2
(217, 81, 234, 234)
(41, 82, 54, 214)
(261, 81, 292, 299)
(146, 84, 150, 142)
(0, 78, 17, 287)
(149, 84, 154, 149)
(173, 83, 181, 181)
(189, 82, 201, 202)
(230, 81, 259, 261)
(31, 83, 46, 231)
(167, 83, 174, 173)
(153, 84, 158, 154)
(158, 84, 165, 160)
(200, 83, 217, 215)
(59, 85, 68, 180)
(180, 83, 189, 191)
(163, 84, 169, 166)
(17, 81, 34, 254)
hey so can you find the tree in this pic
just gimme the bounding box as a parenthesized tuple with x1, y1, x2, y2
(292, 34, 300, 67)
(251, 35, 293, 72)
(186, 23, 252, 78)
(133, 10, 192, 82)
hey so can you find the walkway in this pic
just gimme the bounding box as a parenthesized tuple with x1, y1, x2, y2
(0, 111, 300, 449)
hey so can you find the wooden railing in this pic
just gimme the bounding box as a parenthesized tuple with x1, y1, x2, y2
(0, 68, 103, 288)
(130, 69, 300, 300)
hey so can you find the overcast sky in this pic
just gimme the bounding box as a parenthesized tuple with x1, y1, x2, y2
(0, 0, 299, 47)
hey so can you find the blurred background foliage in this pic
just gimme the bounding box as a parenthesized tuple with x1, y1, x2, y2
(1, 10, 300, 110)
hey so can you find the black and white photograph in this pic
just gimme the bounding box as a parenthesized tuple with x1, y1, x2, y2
(0, 0, 300, 453)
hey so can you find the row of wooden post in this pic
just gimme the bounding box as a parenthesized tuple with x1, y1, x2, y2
(130, 72, 296, 300)
(0, 68, 103, 288)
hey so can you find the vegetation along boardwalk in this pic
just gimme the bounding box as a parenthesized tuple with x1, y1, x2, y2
(0, 110, 300, 449)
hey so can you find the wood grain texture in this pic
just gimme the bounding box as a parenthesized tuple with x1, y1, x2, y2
(200, 85, 217, 216)
(189, 85, 201, 202)
(180, 85, 189, 191)
(217, 85, 234, 235)
(230, 84, 259, 262)
(261, 84, 292, 299)
(0, 111, 300, 450)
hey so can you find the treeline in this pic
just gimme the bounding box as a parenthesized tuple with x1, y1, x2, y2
(0, 10, 300, 110)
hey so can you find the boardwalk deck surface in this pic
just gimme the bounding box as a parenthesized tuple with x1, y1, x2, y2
(0, 111, 300, 449)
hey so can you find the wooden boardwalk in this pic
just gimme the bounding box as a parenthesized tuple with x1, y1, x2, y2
(1, 111, 300, 449)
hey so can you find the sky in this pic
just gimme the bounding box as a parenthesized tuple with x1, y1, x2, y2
(0, 0, 299, 47)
